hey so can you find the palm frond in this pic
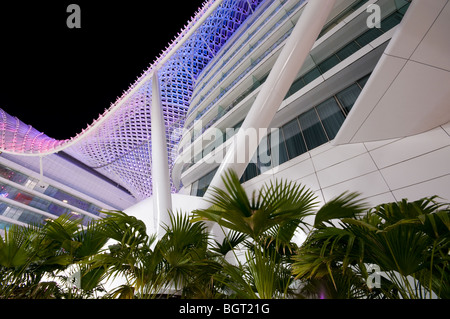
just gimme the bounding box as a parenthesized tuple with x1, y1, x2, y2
(194, 169, 318, 242)
(212, 230, 247, 256)
(314, 191, 368, 228)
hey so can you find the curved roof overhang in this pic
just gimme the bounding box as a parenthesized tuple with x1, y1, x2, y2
(0, 0, 265, 200)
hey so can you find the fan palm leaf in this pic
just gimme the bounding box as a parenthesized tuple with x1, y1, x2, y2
(294, 195, 450, 299)
(193, 169, 318, 242)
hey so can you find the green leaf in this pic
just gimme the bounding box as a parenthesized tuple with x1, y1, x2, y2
(42, 254, 73, 266)
(194, 169, 318, 241)
(378, 218, 420, 233)
(62, 240, 83, 254)
(341, 218, 379, 232)
(0, 225, 30, 268)
(314, 192, 368, 227)
(213, 230, 247, 256)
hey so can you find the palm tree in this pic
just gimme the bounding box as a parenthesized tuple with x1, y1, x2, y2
(2, 169, 447, 300)
(192, 169, 319, 299)
(86, 210, 223, 299)
(154, 211, 221, 298)
(292, 195, 450, 299)
(84, 210, 159, 298)
(0, 214, 109, 298)
(193, 169, 317, 244)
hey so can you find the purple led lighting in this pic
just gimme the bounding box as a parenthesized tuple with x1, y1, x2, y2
(0, 0, 265, 200)
(0, 109, 69, 154)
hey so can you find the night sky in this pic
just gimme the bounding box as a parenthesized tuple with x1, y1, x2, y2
(0, 1, 205, 140)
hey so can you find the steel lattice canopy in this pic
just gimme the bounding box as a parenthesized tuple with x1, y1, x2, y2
(0, 0, 265, 200)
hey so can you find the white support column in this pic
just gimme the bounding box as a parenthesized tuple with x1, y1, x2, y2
(151, 72, 173, 238)
(204, 0, 337, 200)
(39, 155, 44, 182)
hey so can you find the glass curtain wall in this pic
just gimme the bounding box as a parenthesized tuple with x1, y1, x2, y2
(187, 0, 411, 196)
(0, 163, 104, 226)
(285, 3, 410, 99)
(191, 73, 370, 195)
(186, 2, 410, 170)
(238, 74, 369, 183)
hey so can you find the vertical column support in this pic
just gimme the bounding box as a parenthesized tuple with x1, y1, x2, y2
(151, 71, 173, 238)
(204, 0, 337, 199)
(39, 155, 44, 182)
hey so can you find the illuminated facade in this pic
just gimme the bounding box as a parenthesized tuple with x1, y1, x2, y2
(1, 0, 450, 235)
(0, 0, 263, 201)
(0, 162, 104, 229)
(0, 152, 136, 235)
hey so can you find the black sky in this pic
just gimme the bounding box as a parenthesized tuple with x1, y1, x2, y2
(0, 1, 205, 140)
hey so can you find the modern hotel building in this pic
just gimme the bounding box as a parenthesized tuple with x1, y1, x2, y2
(0, 0, 449, 239)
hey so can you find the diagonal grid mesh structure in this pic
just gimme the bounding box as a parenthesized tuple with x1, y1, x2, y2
(0, 0, 265, 201)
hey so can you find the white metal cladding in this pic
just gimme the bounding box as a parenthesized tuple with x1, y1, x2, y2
(0, 0, 265, 201)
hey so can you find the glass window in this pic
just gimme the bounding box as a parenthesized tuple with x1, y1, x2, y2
(225, 120, 243, 141)
(48, 203, 68, 217)
(335, 41, 360, 61)
(270, 131, 289, 166)
(241, 161, 259, 183)
(0, 203, 8, 215)
(357, 74, 371, 88)
(336, 83, 361, 113)
(0, 184, 17, 199)
(0, 165, 28, 185)
(380, 12, 403, 32)
(298, 109, 328, 150)
(194, 150, 202, 163)
(281, 119, 307, 160)
(190, 180, 199, 196)
(44, 185, 58, 197)
(181, 162, 193, 174)
(315, 98, 346, 140)
(286, 77, 305, 98)
(30, 197, 48, 211)
(0, 220, 13, 231)
(197, 177, 209, 197)
(195, 168, 218, 197)
(202, 141, 216, 158)
(397, 2, 410, 15)
(18, 210, 46, 225)
(257, 134, 272, 174)
(318, 55, 340, 74)
(355, 28, 383, 47)
(14, 192, 33, 205)
(302, 68, 321, 85)
(352, 0, 370, 10)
